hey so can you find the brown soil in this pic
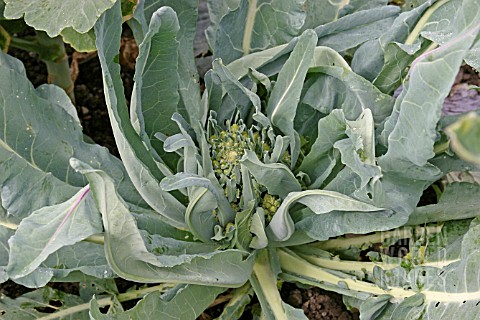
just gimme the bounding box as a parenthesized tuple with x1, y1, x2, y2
(283, 283, 360, 320)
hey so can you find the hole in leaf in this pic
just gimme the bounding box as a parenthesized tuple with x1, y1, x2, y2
(367, 192, 373, 199)
(475, 301, 480, 306)
(34, 306, 57, 313)
(99, 305, 110, 313)
(49, 300, 63, 308)
(34, 300, 63, 313)
(463, 301, 466, 304)
(1, 310, 6, 315)
(421, 270, 426, 277)
(435, 302, 440, 308)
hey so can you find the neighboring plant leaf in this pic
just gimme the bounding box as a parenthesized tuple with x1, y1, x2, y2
(213, 0, 306, 64)
(90, 284, 225, 320)
(0, 286, 89, 319)
(445, 112, 480, 166)
(94, 1, 187, 228)
(0, 24, 9, 52)
(73, 159, 253, 286)
(60, 28, 97, 52)
(3, 0, 116, 37)
(217, 283, 253, 320)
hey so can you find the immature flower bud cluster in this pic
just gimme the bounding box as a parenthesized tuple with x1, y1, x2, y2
(209, 122, 254, 182)
(209, 120, 287, 219)
(261, 193, 281, 221)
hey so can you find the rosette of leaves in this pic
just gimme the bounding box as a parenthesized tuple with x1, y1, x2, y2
(1, 0, 480, 319)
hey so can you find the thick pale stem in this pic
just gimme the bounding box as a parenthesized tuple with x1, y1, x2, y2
(251, 249, 288, 320)
(242, 0, 257, 56)
(278, 248, 416, 299)
(36, 31, 76, 104)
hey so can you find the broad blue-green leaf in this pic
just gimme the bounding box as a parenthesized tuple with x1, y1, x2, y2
(159, 0, 203, 125)
(3, 0, 116, 37)
(0, 54, 144, 208)
(379, 23, 479, 172)
(465, 37, 480, 70)
(94, 1, 187, 228)
(268, 190, 388, 241)
(227, 42, 349, 81)
(314, 6, 400, 52)
(0, 136, 78, 222)
(250, 208, 269, 249)
(184, 188, 218, 243)
(211, 59, 263, 125)
(372, 39, 430, 94)
(351, 0, 435, 81)
(0, 226, 13, 283)
(334, 109, 382, 189)
(129, 0, 203, 125)
(213, 0, 306, 64)
(7, 186, 101, 280)
(240, 150, 302, 199)
(301, 0, 349, 31)
(161, 172, 235, 226)
(130, 6, 181, 168)
(205, 0, 241, 49)
(141, 229, 218, 255)
(74, 159, 252, 286)
(90, 284, 225, 320)
(420, 0, 479, 46)
(306, 66, 395, 125)
(421, 0, 480, 69)
(60, 28, 97, 52)
(445, 112, 480, 166)
(267, 29, 317, 165)
(234, 206, 255, 251)
(12, 241, 113, 288)
(298, 109, 347, 188)
(408, 182, 480, 225)
(0, 286, 89, 319)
